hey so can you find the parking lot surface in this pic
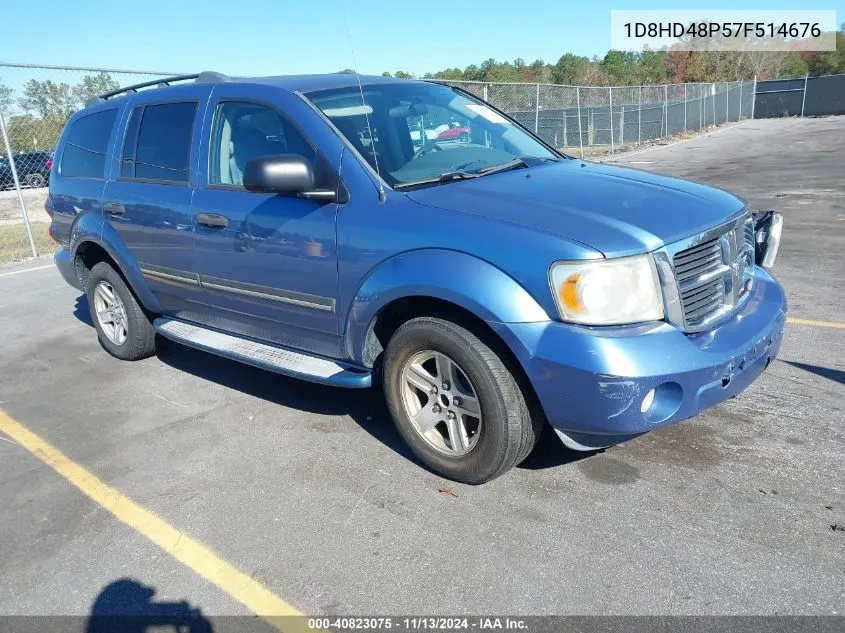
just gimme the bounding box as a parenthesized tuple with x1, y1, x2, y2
(1, 116, 843, 620)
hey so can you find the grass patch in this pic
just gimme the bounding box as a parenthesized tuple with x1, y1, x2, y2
(0, 222, 54, 266)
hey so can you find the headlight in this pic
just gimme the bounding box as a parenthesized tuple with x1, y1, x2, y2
(549, 254, 664, 325)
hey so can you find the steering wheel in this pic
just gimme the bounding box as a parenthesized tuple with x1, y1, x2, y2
(413, 140, 444, 159)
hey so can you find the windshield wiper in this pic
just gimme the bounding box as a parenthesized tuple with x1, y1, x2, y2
(472, 157, 529, 176)
(395, 157, 537, 190)
(394, 170, 480, 190)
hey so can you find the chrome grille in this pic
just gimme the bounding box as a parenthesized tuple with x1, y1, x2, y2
(744, 217, 756, 250)
(669, 214, 756, 331)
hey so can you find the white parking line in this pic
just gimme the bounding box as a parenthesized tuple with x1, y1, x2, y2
(0, 264, 54, 277)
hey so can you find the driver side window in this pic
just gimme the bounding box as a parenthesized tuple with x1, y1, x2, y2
(209, 101, 315, 187)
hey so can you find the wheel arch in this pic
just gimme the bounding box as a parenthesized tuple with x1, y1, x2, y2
(70, 220, 162, 313)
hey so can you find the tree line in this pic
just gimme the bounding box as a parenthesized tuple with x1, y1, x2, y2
(0, 72, 119, 152)
(384, 25, 845, 85)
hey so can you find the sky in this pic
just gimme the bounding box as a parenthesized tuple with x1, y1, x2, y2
(2, 0, 842, 78)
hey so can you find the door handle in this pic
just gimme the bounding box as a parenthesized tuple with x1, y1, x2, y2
(197, 213, 228, 229)
(104, 202, 125, 216)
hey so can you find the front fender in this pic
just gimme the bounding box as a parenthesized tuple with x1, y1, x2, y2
(344, 249, 551, 363)
(70, 215, 162, 314)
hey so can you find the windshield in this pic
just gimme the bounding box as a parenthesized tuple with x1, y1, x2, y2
(307, 82, 558, 188)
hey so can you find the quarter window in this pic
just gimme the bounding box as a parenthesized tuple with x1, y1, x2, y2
(121, 102, 197, 183)
(209, 101, 315, 187)
(60, 109, 118, 178)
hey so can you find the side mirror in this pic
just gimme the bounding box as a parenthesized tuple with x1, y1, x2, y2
(242, 154, 336, 202)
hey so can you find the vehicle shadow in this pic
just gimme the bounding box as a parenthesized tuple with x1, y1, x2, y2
(72, 294, 587, 473)
(517, 424, 596, 470)
(74, 294, 94, 327)
(781, 360, 845, 386)
(86, 578, 214, 633)
(154, 336, 421, 467)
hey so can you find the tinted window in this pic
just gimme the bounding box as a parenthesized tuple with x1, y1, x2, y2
(60, 109, 118, 178)
(130, 102, 197, 182)
(209, 101, 315, 186)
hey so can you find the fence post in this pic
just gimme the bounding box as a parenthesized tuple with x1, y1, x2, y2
(699, 86, 703, 129)
(576, 87, 584, 159)
(663, 84, 668, 136)
(608, 86, 614, 153)
(725, 82, 729, 122)
(619, 105, 624, 145)
(483, 83, 488, 103)
(638, 85, 642, 143)
(751, 75, 757, 119)
(738, 80, 742, 120)
(0, 111, 38, 258)
(800, 74, 809, 117)
(534, 83, 540, 133)
(711, 83, 716, 126)
(683, 83, 687, 131)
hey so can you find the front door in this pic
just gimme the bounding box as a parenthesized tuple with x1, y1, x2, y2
(190, 86, 340, 357)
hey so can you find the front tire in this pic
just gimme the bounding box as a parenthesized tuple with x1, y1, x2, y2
(383, 317, 539, 484)
(86, 262, 156, 360)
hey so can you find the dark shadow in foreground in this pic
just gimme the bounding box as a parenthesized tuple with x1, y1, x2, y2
(782, 360, 845, 386)
(86, 579, 212, 633)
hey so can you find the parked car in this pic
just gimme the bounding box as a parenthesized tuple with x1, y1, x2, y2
(437, 125, 470, 141)
(48, 72, 785, 483)
(0, 151, 52, 189)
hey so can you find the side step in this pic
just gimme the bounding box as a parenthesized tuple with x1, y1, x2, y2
(154, 318, 371, 388)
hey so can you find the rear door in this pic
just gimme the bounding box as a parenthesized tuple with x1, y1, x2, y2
(101, 84, 210, 314)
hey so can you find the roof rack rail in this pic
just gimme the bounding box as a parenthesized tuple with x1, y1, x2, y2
(84, 71, 229, 107)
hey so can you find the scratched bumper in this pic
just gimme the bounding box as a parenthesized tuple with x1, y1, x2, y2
(492, 266, 786, 450)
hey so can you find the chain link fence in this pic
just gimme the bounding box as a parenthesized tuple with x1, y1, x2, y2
(439, 79, 754, 156)
(0, 63, 174, 266)
(0, 62, 757, 266)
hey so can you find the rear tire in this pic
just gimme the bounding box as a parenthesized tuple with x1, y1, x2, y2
(86, 262, 156, 361)
(383, 317, 539, 484)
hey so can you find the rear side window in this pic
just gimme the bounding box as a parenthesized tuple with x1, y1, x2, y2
(121, 102, 197, 183)
(60, 109, 118, 178)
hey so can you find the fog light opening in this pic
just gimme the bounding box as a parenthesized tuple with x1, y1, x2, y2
(721, 375, 732, 389)
(640, 388, 656, 414)
(641, 382, 683, 424)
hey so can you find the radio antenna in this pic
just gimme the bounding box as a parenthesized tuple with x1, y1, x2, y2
(340, 0, 386, 202)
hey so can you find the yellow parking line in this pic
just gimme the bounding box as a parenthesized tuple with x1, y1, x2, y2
(787, 317, 845, 330)
(0, 410, 306, 633)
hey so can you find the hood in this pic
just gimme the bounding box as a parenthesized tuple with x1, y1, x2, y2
(404, 160, 746, 257)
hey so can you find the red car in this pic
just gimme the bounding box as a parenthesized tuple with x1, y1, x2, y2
(437, 126, 469, 140)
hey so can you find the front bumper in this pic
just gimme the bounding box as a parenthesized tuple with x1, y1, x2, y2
(492, 266, 786, 450)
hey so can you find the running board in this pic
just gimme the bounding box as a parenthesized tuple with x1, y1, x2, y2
(154, 318, 371, 388)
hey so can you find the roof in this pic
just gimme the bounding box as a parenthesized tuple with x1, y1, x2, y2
(83, 72, 427, 110)
(236, 73, 424, 93)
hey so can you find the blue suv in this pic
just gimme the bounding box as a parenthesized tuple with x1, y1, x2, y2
(49, 72, 786, 483)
